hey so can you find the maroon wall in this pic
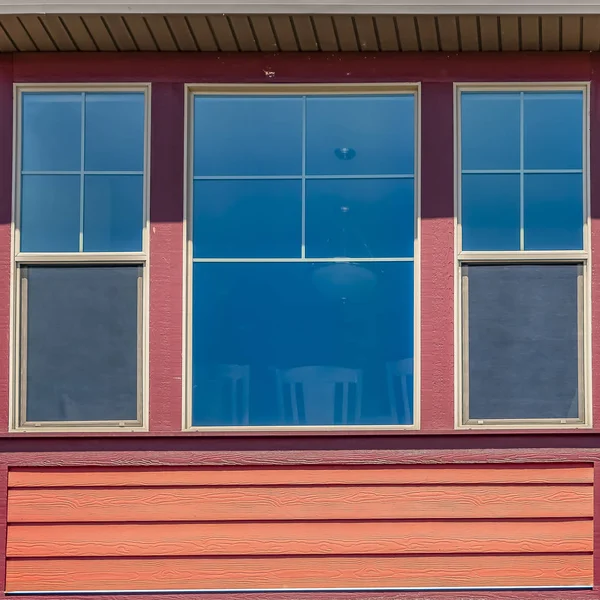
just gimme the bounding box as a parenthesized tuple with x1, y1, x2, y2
(0, 52, 598, 599)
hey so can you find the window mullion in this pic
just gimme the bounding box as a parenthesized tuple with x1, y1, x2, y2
(301, 95, 307, 259)
(519, 91, 525, 252)
(78, 92, 86, 254)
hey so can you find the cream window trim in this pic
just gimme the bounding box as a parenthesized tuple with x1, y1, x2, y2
(454, 82, 592, 430)
(183, 83, 421, 433)
(9, 83, 152, 433)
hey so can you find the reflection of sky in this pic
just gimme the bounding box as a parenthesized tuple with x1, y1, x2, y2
(190, 93, 417, 427)
(461, 91, 584, 251)
(192, 262, 414, 427)
(193, 95, 415, 177)
(20, 92, 145, 253)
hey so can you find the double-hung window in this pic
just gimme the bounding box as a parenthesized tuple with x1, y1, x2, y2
(187, 86, 418, 429)
(13, 87, 148, 430)
(457, 85, 589, 427)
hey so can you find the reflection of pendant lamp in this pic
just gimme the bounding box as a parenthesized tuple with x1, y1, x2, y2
(313, 141, 377, 302)
(312, 262, 377, 302)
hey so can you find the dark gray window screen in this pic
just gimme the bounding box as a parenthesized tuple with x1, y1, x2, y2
(464, 263, 583, 421)
(21, 265, 141, 423)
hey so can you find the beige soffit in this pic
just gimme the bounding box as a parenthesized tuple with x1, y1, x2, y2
(2, 0, 600, 15)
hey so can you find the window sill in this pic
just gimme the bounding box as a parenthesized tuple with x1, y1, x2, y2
(2, 427, 599, 438)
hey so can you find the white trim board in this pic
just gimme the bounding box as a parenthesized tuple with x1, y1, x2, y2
(2, 1, 600, 16)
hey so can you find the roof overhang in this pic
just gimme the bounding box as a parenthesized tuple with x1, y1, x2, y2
(0, 1, 598, 52)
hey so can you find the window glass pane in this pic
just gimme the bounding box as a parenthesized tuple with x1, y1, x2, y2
(461, 173, 520, 251)
(461, 93, 520, 171)
(22, 93, 82, 172)
(465, 264, 582, 421)
(524, 173, 584, 251)
(20, 175, 80, 252)
(306, 178, 414, 258)
(306, 96, 414, 176)
(84, 93, 145, 172)
(193, 179, 302, 259)
(194, 97, 303, 176)
(192, 261, 414, 426)
(22, 265, 141, 423)
(83, 175, 144, 252)
(524, 92, 583, 170)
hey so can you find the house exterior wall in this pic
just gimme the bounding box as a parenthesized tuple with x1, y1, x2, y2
(0, 52, 598, 598)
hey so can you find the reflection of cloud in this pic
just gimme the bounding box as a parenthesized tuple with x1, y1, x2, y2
(311, 263, 377, 303)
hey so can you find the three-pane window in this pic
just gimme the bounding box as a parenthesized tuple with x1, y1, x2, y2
(10, 83, 591, 431)
(458, 87, 588, 427)
(14, 88, 148, 429)
(188, 89, 418, 428)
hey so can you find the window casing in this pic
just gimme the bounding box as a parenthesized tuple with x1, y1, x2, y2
(456, 84, 591, 428)
(185, 84, 420, 431)
(11, 85, 150, 431)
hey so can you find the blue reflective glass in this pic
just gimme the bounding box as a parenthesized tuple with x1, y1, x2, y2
(22, 93, 82, 172)
(194, 97, 303, 176)
(524, 173, 583, 250)
(83, 175, 144, 252)
(461, 93, 520, 170)
(193, 179, 302, 258)
(20, 175, 80, 252)
(306, 95, 414, 176)
(84, 93, 145, 172)
(306, 178, 414, 258)
(461, 173, 520, 251)
(524, 92, 583, 170)
(192, 261, 414, 427)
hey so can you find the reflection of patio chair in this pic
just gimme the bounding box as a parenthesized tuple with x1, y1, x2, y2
(196, 364, 250, 425)
(386, 358, 413, 424)
(275, 366, 362, 425)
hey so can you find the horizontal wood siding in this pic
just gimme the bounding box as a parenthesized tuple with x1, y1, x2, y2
(9, 463, 594, 487)
(8, 519, 593, 557)
(5, 463, 594, 592)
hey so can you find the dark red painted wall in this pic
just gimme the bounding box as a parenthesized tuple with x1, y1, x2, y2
(0, 52, 596, 436)
(0, 52, 598, 599)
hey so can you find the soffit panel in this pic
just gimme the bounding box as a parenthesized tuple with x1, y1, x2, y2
(0, 14, 593, 51)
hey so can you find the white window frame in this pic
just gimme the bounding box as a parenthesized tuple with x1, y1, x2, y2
(454, 82, 592, 430)
(10, 83, 151, 432)
(183, 83, 421, 432)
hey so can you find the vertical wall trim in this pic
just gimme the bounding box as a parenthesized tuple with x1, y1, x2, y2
(0, 56, 12, 434)
(593, 462, 600, 590)
(590, 57, 600, 430)
(0, 464, 8, 595)
(149, 82, 185, 432)
(420, 81, 455, 431)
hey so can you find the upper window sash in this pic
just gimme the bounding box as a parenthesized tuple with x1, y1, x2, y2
(457, 85, 588, 256)
(15, 86, 150, 257)
(190, 86, 418, 263)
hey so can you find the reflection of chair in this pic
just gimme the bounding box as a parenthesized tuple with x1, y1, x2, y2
(197, 364, 250, 425)
(386, 359, 413, 424)
(275, 366, 362, 425)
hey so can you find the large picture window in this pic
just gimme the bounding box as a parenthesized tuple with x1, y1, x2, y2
(187, 86, 418, 429)
(13, 87, 148, 430)
(457, 86, 589, 427)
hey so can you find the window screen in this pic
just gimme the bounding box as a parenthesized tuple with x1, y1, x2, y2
(463, 263, 583, 422)
(21, 265, 142, 424)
